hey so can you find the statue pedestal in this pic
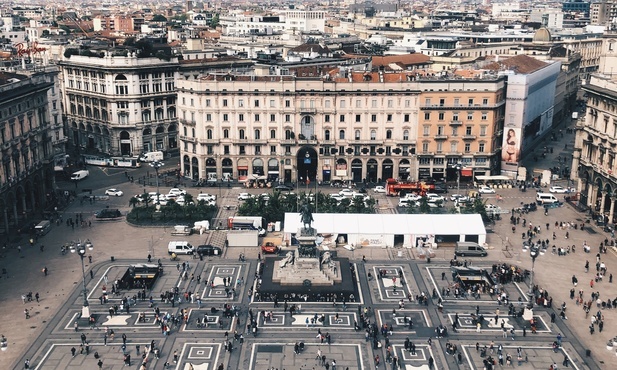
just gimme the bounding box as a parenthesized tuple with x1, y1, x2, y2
(272, 255, 342, 286)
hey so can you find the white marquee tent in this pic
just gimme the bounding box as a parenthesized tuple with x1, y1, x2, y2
(283, 213, 486, 248)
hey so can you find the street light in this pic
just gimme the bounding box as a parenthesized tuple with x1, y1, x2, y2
(452, 163, 462, 196)
(150, 160, 164, 197)
(71, 239, 94, 318)
(528, 246, 539, 305)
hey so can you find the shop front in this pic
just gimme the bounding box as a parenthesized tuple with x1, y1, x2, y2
(267, 158, 279, 183)
(237, 158, 249, 182)
(222, 158, 233, 182)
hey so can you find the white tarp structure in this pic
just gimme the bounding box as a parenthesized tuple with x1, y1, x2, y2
(283, 213, 486, 248)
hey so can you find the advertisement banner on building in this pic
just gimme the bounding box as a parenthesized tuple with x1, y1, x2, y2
(356, 234, 386, 247)
(501, 127, 521, 173)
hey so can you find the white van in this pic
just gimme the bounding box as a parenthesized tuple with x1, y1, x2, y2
(168, 241, 194, 255)
(171, 225, 192, 236)
(455, 242, 488, 257)
(536, 192, 559, 205)
(139, 151, 164, 162)
(70, 170, 89, 181)
(34, 220, 52, 236)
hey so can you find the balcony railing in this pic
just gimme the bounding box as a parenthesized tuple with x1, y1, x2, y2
(434, 135, 448, 140)
(179, 135, 196, 143)
(462, 135, 477, 140)
(449, 120, 463, 126)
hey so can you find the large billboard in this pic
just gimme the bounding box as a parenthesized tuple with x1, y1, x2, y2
(501, 127, 521, 173)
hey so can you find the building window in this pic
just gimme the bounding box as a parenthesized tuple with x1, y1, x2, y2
(325, 130, 331, 140)
(270, 129, 276, 139)
(480, 126, 487, 136)
(355, 130, 361, 140)
(387, 114, 393, 121)
(270, 99, 275, 107)
(270, 114, 276, 122)
(285, 114, 291, 122)
(254, 129, 260, 140)
(255, 146, 261, 154)
(437, 126, 444, 135)
(356, 114, 361, 122)
(387, 100, 393, 108)
(466, 126, 472, 135)
(270, 145, 276, 154)
(371, 114, 377, 122)
(404, 114, 410, 122)
(254, 100, 260, 107)
(339, 130, 345, 140)
(370, 130, 376, 140)
(285, 100, 291, 108)
(438, 112, 445, 121)
(450, 142, 458, 152)
(239, 114, 244, 122)
(424, 112, 430, 120)
(223, 114, 229, 121)
(454, 98, 460, 106)
(325, 100, 331, 108)
(482, 98, 489, 105)
(325, 115, 330, 122)
(206, 114, 212, 121)
(467, 112, 473, 121)
(452, 113, 459, 121)
(452, 127, 458, 136)
(386, 130, 392, 139)
(254, 114, 260, 122)
(468, 98, 474, 106)
(223, 99, 228, 107)
(481, 112, 488, 120)
(403, 130, 409, 140)
(372, 99, 377, 108)
(478, 142, 485, 152)
(355, 99, 361, 108)
(425, 98, 431, 106)
(224, 145, 230, 154)
(339, 115, 345, 122)
(239, 129, 245, 140)
(436, 142, 442, 153)
(223, 129, 229, 138)
(207, 129, 213, 139)
(340, 100, 346, 108)
(285, 129, 292, 140)
(239, 145, 245, 154)
(464, 143, 471, 153)
(423, 126, 429, 136)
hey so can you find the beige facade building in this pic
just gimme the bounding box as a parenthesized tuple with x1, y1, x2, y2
(0, 70, 59, 236)
(176, 71, 506, 184)
(58, 52, 180, 157)
(573, 32, 617, 223)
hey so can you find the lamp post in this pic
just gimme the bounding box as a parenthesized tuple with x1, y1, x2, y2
(71, 239, 94, 318)
(528, 246, 539, 305)
(150, 160, 164, 197)
(453, 163, 462, 196)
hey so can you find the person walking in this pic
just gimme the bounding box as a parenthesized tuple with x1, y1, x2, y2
(97, 359, 103, 369)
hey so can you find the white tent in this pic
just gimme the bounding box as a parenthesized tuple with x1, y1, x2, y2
(284, 213, 486, 248)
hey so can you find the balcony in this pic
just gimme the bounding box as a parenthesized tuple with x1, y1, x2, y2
(434, 135, 448, 140)
(179, 135, 196, 143)
(198, 138, 219, 145)
(299, 108, 317, 114)
(462, 135, 477, 140)
(281, 139, 296, 145)
(420, 101, 505, 110)
(449, 120, 463, 126)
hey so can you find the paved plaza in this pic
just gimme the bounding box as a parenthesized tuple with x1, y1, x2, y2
(1, 123, 617, 370)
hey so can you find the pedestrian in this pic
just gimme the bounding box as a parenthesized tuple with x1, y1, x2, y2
(24, 359, 30, 369)
(97, 359, 103, 369)
(81, 333, 87, 344)
(43, 266, 48, 276)
(71, 347, 76, 357)
(24, 309, 30, 319)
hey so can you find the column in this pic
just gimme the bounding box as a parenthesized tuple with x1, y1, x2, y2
(609, 197, 615, 225)
(3, 208, 9, 237)
(21, 194, 27, 218)
(600, 192, 607, 213)
(586, 184, 593, 208)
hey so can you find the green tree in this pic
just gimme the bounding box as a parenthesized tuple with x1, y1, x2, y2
(210, 13, 220, 27)
(129, 196, 139, 208)
(152, 14, 168, 22)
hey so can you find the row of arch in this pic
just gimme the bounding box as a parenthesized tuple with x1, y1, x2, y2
(180, 154, 411, 184)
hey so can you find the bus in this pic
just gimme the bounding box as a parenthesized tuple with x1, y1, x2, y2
(82, 155, 141, 168)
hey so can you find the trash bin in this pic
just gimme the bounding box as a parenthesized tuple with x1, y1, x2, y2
(111, 256, 115, 262)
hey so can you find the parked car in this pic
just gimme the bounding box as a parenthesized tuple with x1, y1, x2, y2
(330, 193, 345, 201)
(339, 188, 355, 197)
(238, 193, 252, 200)
(478, 186, 496, 194)
(426, 193, 445, 203)
(373, 186, 386, 193)
(274, 184, 293, 191)
(549, 186, 568, 194)
(196, 244, 222, 257)
(105, 188, 124, 197)
(450, 194, 466, 202)
(261, 242, 279, 254)
(168, 188, 187, 197)
(197, 193, 216, 202)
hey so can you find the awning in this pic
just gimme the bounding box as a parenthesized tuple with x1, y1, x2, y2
(461, 168, 473, 177)
(237, 166, 248, 170)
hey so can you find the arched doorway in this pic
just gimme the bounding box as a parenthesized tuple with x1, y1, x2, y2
(296, 146, 318, 182)
(142, 128, 152, 152)
(267, 158, 279, 182)
(399, 159, 410, 181)
(252, 158, 264, 176)
(237, 158, 249, 182)
(351, 159, 363, 183)
(168, 125, 177, 150)
(183, 155, 190, 178)
(119, 131, 131, 156)
(367, 159, 378, 183)
(191, 157, 199, 180)
(205, 158, 216, 181)
(335, 158, 348, 182)
(222, 158, 233, 181)
(382, 159, 393, 181)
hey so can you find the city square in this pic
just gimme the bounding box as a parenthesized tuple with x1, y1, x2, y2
(1, 140, 616, 370)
